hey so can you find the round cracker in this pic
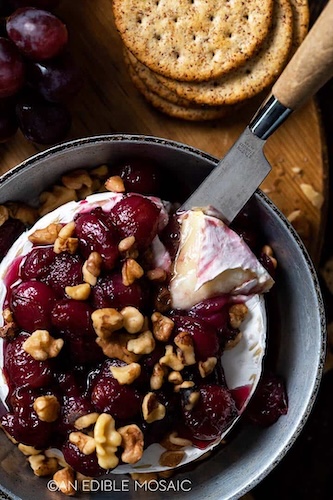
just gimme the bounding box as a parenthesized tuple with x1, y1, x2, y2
(289, 0, 309, 51)
(155, 0, 293, 106)
(125, 49, 197, 108)
(113, 0, 274, 82)
(126, 58, 233, 121)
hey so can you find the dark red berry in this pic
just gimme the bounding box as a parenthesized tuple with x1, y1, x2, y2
(62, 440, 106, 477)
(0, 218, 25, 261)
(110, 194, 161, 250)
(113, 158, 161, 195)
(91, 360, 141, 420)
(245, 371, 288, 427)
(172, 315, 220, 361)
(183, 384, 238, 440)
(4, 332, 53, 389)
(91, 271, 149, 311)
(75, 208, 120, 270)
(10, 280, 57, 331)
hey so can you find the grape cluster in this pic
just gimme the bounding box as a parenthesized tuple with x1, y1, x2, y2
(0, 0, 82, 144)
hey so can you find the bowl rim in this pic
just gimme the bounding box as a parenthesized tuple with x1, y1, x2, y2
(0, 133, 327, 499)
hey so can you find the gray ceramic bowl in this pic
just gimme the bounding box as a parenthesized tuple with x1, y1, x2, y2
(0, 134, 326, 500)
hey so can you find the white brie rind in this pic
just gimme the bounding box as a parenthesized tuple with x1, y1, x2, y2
(170, 209, 274, 310)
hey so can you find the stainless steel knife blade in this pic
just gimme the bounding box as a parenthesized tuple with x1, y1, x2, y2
(180, 126, 271, 225)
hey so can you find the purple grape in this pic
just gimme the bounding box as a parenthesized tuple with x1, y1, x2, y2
(7, 7, 68, 60)
(27, 52, 83, 102)
(16, 91, 71, 144)
(0, 37, 25, 98)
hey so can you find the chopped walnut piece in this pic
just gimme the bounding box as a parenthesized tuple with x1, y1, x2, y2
(174, 331, 196, 366)
(82, 251, 102, 286)
(88, 164, 108, 178)
(147, 268, 167, 282)
(39, 185, 77, 216)
(18, 443, 42, 456)
(300, 183, 324, 209)
(23, 330, 64, 361)
(0, 308, 18, 340)
(69, 431, 96, 455)
(74, 412, 100, 430)
(94, 413, 122, 470)
(176, 382, 200, 411)
(224, 331, 243, 350)
(168, 370, 183, 385)
(118, 424, 144, 464)
(159, 450, 185, 468)
(198, 357, 217, 378)
(118, 236, 139, 259)
(127, 330, 155, 355)
(65, 283, 91, 300)
(154, 285, 171, 313)
(53, 467, 76, 496)
(159, 345, 184, 371)
(91, 308, 124, 339)
(5, 201, 38, 225)
(54, 221, 78, 254)
(160, 431, 192, 450)
(151, 312, 174, 342)
(142, 392, 166, 423)
(0, 205, 9, 226)
(61, 169, 93, 190)
(28, 222, 62, 245)
(229, 303, 249, 329)
(110, 362, 141, 385)
(96, 333, 140, 364)
(261, 245, 277, 270)
(28, 454, 58, 477)
(122, 258, 144, 286)
(105, 175, 126, 193)
(150, 363, 168, 390)
(33, 395, 60, 422)
(120, 306, 145, 333)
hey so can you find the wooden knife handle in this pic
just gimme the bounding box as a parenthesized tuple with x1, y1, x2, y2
(273, 0, 333, 110)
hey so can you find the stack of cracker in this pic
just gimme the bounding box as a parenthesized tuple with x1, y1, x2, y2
(112, 0, 309, 121)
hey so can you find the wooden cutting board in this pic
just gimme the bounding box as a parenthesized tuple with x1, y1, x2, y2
(0, 0, 327, 263)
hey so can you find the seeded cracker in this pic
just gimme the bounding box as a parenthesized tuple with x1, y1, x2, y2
(125, 49, 196, 108)
(126, 55, 233, 121)
(112, 0, 274, 82)
(289, 0, 309, 52)
(155, 0, 294, 106)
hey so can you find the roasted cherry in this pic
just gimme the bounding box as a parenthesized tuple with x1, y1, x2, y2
(91, 359, 142, 420)
(182, 384, 238, 440)
(4, 332, 53, 388)
(75, 208, 119, 270)
(10, 280, 56, 331)
(110, 194, 161, 250)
